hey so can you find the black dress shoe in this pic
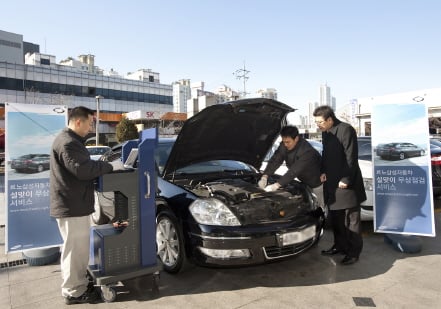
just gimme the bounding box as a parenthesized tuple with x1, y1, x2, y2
(340, 255, 359, 265)
(64, 290, 98, 305)
(321, 246, 343, 256)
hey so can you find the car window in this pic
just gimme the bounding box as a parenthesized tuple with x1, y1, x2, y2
(357, 139, 372, 160)
(430, 139, 441, 148)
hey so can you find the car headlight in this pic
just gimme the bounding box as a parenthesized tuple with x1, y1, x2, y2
(189, 198, 241, 226)
(363, 178, 373, 191)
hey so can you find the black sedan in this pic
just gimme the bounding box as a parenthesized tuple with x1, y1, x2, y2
(10, 154, 50, 173)
(94, 98, 326, 273)
(376, 142, 425, 160)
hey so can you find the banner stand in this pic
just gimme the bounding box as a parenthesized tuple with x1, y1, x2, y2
(384, 234, 422, 253)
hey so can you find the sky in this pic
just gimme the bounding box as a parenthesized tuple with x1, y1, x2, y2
(6, 104, 66, 158)
(372, 103, 428, 146)
(1, 0, 441, 116)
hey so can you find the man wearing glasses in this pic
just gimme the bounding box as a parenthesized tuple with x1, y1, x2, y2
(313, 105, 366, 265)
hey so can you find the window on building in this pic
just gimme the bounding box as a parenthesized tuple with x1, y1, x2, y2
(149, 75, 154, 82)
(40, 59, 50, 65)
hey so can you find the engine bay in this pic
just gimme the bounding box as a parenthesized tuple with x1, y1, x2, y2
(188, 177, 313, 224)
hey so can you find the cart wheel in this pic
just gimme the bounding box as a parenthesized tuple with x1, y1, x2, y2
(100, 285, 116, 303)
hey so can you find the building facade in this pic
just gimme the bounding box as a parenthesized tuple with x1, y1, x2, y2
(0, 29, 173, 145)
(172, 79, 191, 113)
(257, 88, 277, 100)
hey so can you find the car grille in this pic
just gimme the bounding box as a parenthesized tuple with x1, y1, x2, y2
(263, 238, 314, 259)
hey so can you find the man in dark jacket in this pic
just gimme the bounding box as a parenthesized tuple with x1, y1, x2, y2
(313, 105, 366, 265)
(258, 126, 323, 206)
(50, 106, 124, 304)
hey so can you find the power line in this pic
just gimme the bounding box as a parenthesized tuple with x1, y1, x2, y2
(233, 61, 250, 98)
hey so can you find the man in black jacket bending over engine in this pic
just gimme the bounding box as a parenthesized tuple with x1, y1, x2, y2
(258, 126, 323, 207)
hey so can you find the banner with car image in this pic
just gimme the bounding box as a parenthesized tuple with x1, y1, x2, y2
(5, 103, 66, 252)
(372, 102, 435, 236)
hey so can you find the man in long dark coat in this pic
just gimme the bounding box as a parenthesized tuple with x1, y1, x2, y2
(313, 106, 366, 265)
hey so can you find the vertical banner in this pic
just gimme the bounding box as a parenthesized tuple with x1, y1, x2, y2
(5, 103, 67, 252)
(372, 103, 435, 236)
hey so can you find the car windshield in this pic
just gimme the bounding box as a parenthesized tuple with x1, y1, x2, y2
(155, 142, 173, 174)
(155, 141, 254, 175)
(88, 147, 111, 156)
(358, 139, 372, 161)
(175, 160, 254, 174)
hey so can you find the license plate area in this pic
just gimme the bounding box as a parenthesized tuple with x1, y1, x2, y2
(277, 225, 316, 246)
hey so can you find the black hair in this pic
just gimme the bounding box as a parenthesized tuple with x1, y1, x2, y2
(280, 126, 299, 139)
(68, 106, 94, 122)
(313, 105, 337, 121)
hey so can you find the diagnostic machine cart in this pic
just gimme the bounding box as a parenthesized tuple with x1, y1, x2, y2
(88, 129, 161, 302)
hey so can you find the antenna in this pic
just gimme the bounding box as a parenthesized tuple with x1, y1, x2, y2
(233, 61, 250, 98)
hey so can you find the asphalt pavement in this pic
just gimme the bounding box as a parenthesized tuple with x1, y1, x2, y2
(1, 190, 441, 308)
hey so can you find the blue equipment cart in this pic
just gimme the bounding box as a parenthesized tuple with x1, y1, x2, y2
(88, 129, 161, 302)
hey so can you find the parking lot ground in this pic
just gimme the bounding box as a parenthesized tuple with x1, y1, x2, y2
(1, 203, 441, 308)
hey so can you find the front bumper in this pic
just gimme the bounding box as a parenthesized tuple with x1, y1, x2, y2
(188, 218, 323, 267)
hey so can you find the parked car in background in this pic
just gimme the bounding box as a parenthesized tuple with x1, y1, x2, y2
(357, 137, 374, 221)
(93, 98, 326, 274)
(376, 142, 425, 160)
(429, 138, 441, 196)
(0, 152, 4, 175)
(11, 154, 50, 173)
(87, 146, 111, 160)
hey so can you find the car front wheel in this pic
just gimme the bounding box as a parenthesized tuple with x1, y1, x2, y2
(156, 210, 185, 273)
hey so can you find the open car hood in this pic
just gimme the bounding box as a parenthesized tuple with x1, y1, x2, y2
(163, 98, 295, 176)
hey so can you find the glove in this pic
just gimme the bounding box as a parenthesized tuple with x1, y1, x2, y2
(264, 183, 281, 192)
(258, 176, 268, 189)
(110, 159, 125, 171)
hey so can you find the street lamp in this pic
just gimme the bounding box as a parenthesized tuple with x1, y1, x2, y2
(95, 95, 103, 146)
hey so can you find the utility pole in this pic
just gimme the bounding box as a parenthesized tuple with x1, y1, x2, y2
(95, 95, 103, 146)
(233, 61, 250, 98)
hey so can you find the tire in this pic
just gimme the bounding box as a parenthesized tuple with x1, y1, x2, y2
(100, 285, 117, 302)
(22, 247, 60, 266)
(91, 191, 110, 225)
(156, 210, 186, 273)
(420, 150, 425, 156)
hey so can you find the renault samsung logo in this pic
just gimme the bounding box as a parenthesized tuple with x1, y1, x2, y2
(53, 107, 65, 113)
